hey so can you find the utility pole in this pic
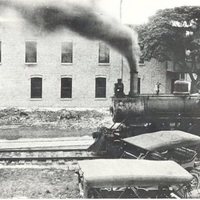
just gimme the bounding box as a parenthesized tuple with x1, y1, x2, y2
(120, 0, 123, 20)
(120, 0, 124, 80)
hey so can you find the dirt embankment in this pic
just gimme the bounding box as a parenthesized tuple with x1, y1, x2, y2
(0, 108, 113, 139)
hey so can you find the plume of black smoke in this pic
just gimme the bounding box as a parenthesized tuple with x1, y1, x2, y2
(0, 0, 139, 73)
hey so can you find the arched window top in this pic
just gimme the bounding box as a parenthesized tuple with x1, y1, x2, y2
(95, 77, 106, 98)
(31, 77, 42, 98)
(61, 77, 72, 98)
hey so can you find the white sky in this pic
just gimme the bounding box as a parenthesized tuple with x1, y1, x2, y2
(97, 0, 200, 24)
(1, 0, 200, 24)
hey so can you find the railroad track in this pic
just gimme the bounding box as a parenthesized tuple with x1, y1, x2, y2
(0, 149, 100, 167)
(0, 149, 98, 161)
(0, 136, 100, 165)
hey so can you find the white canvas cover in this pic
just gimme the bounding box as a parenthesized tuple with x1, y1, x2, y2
(123, 130, 200, 151)
(78, 159, 193, 188)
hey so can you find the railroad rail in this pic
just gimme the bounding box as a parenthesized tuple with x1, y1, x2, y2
(0, 136, 100, 165)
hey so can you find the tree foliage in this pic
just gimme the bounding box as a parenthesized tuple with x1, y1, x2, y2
(136, 6, 200, 92)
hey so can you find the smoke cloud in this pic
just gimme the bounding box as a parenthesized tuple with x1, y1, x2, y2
(0, 0, 139, 73)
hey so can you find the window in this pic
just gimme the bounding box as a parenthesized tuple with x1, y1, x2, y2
(31, 77, 42, 98)
(25, 41, 37, 63)
(61, 42, 73, 63)
(95, 77, 106, 98)
(61, 77, 72, 98)
(99, 42, 110, 63)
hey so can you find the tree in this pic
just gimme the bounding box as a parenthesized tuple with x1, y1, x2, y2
(136, 6, 200, 93)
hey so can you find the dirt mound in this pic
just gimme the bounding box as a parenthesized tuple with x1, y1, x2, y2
(0, 108, 113, 131)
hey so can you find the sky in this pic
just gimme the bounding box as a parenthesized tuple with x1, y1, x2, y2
(1, 0, 200, 25)
(97, 0, 200, 25)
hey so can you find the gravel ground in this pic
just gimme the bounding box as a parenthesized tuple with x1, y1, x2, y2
(0, 108, 112, 198)
(0, 167, 79, 198)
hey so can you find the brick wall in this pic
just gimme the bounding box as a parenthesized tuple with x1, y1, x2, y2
(121, 58, 176, 95)
(0, 11, 176, 109)
(139, 59, 167, 94)
(0, 14, 123, 108)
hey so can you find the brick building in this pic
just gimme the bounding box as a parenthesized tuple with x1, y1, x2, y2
(0, 11, 178, 109)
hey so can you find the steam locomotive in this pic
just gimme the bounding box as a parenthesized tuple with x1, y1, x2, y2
(89, 79, 200, 156)
(110, 79, 200, 137)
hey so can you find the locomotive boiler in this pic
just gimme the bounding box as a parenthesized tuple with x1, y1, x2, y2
(110, 80, 200, 136)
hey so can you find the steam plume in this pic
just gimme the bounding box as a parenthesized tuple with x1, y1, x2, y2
(0, 0, 139, 73)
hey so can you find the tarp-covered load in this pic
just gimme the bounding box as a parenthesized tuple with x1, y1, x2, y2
(123, 130, 200, 151)
(78, 159, 193, 188)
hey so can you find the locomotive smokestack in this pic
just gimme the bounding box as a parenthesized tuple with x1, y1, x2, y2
(0, 0, 139, 95)
(127, 48, 138, 96)
(130, 71, 138, 96)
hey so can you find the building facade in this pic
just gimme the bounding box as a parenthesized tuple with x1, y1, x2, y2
(0, 11, 178, 109)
